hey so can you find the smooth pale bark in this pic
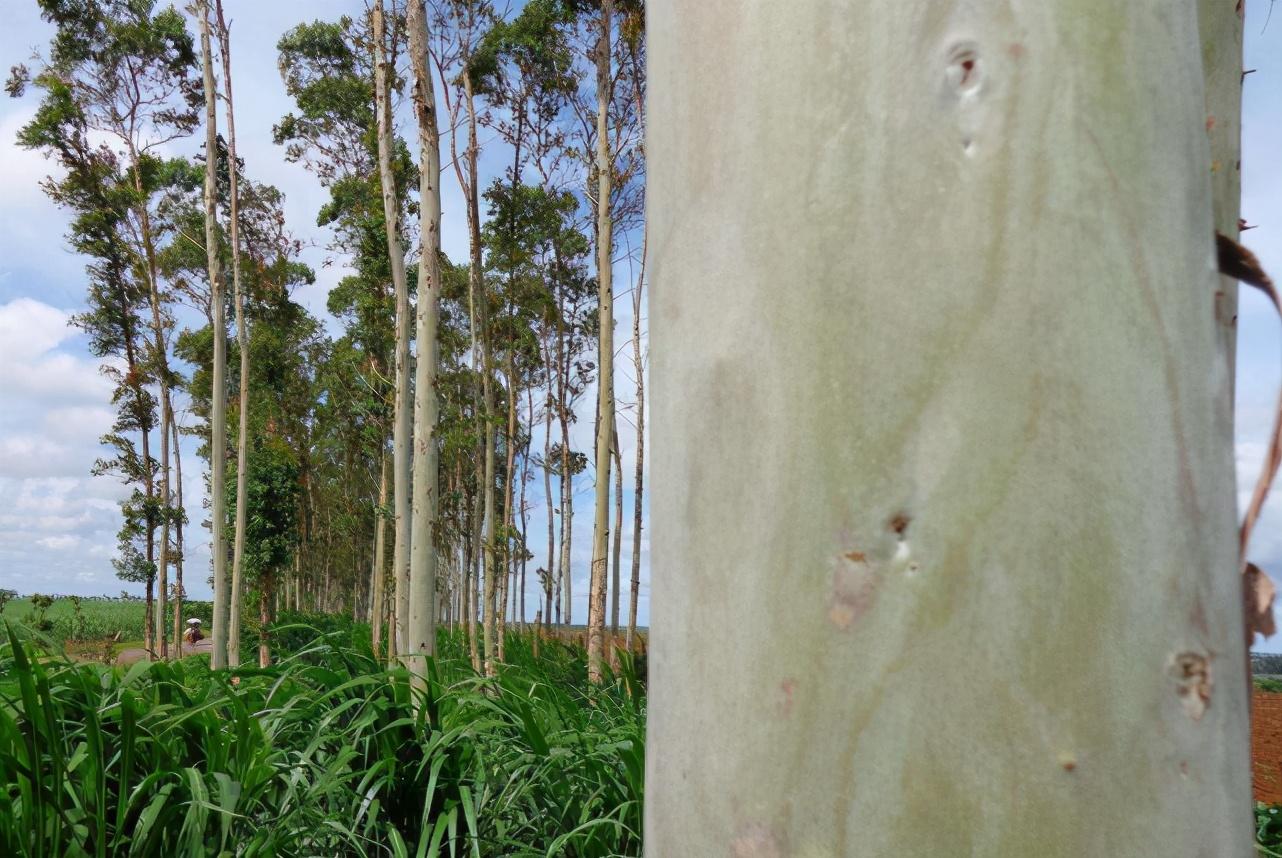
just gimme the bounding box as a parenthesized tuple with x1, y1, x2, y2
(372, 0, 414, 661)
(557, 311, 573, 626)
(645, 2, 1251, 855)
(121, 328, 155, 657)
(405, 0, 442, 682)
(1198, 0, 1243, 431)
(587, 0, 615, 683)
(170, 417, 185, 658)
(460, 68, 499, 676)
(467, 479, 481, 671)
(611, 422, 622, 638)
(125, 136, 170, 659)
(371, 452, 388, 660)
(498, 359, 519, 660)
(625, 31, 647, 654)
(520, 385, 535, 627)
(543, 356, 556, 630)
(216, 0, 249, 668)
(127, 148, 170, 660)
(627, 241, 645, 649)
(199, 0, 230, 672)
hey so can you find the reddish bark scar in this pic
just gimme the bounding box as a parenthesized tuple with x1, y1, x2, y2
(778, 678, 796, 717)
(1007, 42, 1024, 59)
(1172, 652, 1212, 720)
(732, 824, 782, 858)
(829, 553, 878, 630)
(1206, 115, 1216, 132)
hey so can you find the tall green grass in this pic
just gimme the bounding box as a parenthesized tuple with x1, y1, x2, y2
(0, 624, 644, 857)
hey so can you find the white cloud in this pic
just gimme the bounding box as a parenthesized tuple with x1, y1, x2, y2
(37, 535, 79, 550)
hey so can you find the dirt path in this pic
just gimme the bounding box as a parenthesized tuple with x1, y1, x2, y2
(115, 637, 214, 665)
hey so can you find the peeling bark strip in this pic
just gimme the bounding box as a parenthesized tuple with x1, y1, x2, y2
(1218, 232, 1282, 644)
(1217, 232, 1279, 310)
(1245, 563, 1277, 645)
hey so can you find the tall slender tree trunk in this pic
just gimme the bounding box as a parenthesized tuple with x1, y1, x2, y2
(498, 358, 519, 661)
(521, 384, 534, 628)
(258, 568, 274, 668)
(372, 0, 414, 662)
(198, 0, 229, 671)
(645, 2, 1251, 853)
(627, 239, 645, 649)
(625, 18, 647, 654)
(121, 323, 156, 657)
(557, 306, 573, 627)
(215, 0, 249, 669)
(405, 0, 442, 687)
(171, 415, 185, 658)
(371, 451, 388, 660)
(543, 354, 556, 631)
(611, 421, 622, 639)
(126, 140, 171, 661)
(456, 66, 499, 676)
(465, 477, 481, 672)
(586, 0, 615, 683)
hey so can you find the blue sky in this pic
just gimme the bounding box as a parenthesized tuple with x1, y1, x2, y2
(0, 2, 1278, 643)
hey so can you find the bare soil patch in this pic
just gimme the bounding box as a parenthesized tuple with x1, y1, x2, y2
(1254, 691, 1282, 803)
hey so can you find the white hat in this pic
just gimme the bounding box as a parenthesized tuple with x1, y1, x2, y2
(187, 618, 202, 625)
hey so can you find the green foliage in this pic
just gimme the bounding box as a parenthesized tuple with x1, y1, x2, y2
(1256, 655, 1282, 676)
(228, 435, 301, 579)
(0, 626, 644, 856)
(1258, 677, 1282, 694)
(1260, 805, 1282, 856)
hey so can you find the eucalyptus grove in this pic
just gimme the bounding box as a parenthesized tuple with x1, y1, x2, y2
(15, 0, 652, 685)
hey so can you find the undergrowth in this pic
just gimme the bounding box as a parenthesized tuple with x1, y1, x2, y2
(0, 623, 643, 857)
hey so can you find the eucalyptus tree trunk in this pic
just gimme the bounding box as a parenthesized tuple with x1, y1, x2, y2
(372, 0, 414, 660)
(625, 18, 647, 655)
(611, 422, 622, 638)
(216, 0, 249, 668)
(466, 479, 482, 672)
(543, 360, 556, 631)
(199, 0, 229, 672)
(586, 0, 615, 683)
(556, 305, 573, 627)
(1198, 0, 1243, 391)
(645, 2, 1251, 854)
(371, 452, 388, 660)
(627, 244, 645, 650)
(170, 416, 185, 658)
(258, 569, 274, 668)
(520, 385, 535, 628)
(128, 152, 171, 660)
(126, 145, 170, 659)
(405, 0, 442, 684)
(498, 359, 519, 661)
(460, 67, 500, 676)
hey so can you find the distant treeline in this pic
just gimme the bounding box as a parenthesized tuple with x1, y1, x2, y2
(1252, 653, 1282, 675)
